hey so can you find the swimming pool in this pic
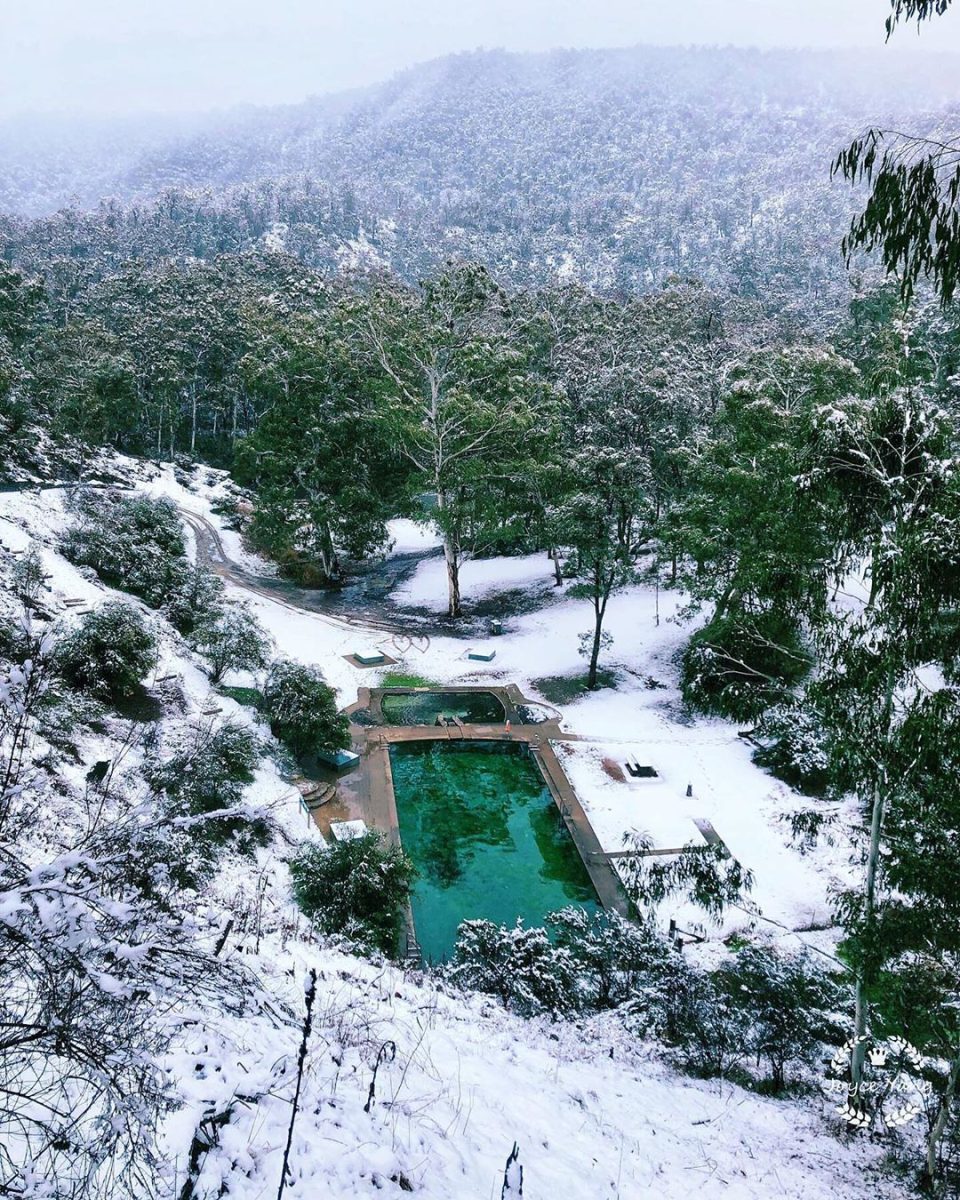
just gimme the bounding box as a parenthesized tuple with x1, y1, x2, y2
(381, 690, 506, 726)
(389, 740, 598, 963)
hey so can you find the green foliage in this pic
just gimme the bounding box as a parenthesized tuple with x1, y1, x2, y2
(644, 959, 754, 1080)
(548, 908, 672, 1009)
(60, 490, 188, 608)
(54, 602, 156, 702)
(753, 704, 834, 796)
(715, 945, 846, 1091)
(10, 547, 47, 607)
(161, 564, 224, 635)
(622, 835, 755, 922)
(352, 263, 550, 616)
(234, 304, 408, 582)
(289, 833, 416, 954)
(262, 659, 349, 759)
(188, 599, 271, 683)
(146, 721, 267, 854)
(447, 918, 580, 1016)
(681, 610, 812, 721)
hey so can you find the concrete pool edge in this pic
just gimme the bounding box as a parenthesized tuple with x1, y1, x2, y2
(337, 685, 632, 946)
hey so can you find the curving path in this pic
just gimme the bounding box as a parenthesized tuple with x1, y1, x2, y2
(180, 508, 420, 636)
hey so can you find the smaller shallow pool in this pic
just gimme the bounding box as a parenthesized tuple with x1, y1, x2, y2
(381, 690, 505, 726)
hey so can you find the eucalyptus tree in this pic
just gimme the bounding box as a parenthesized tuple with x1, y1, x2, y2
(235, 304, 408, 583)
(805, 386, 960, 1117)
(668, 347, 859, 715)
(834, 1, 960, 306)
(353, 263, 548, 617)
(544, 289, 676, 687)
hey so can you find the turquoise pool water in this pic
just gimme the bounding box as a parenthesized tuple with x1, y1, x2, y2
(381, 690, 506, 725)
(389, 740, 598, 963)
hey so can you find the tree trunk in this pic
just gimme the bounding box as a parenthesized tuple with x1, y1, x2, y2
(436, 488, 462, 618)
(925, 1050, 960, 1186)
(851, 663, 896, 1098)
(587, 626, 602, 689)
(550, 547, 563, 587)
(445, 538, 462, 618)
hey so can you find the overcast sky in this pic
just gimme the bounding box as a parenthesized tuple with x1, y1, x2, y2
(3, 0, 960, 117)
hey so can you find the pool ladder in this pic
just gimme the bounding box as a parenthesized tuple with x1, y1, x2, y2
(403, 931, 423, 970)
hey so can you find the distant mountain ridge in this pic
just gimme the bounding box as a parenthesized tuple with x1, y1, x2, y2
(3, 44, 959, 321)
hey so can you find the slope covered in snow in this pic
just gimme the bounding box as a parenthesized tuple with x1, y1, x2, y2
(0, 466, 902, 1198)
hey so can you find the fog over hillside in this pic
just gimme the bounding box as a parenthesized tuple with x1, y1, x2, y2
(3, 45, 960, 323)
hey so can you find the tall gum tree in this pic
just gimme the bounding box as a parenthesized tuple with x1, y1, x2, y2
(807, 387, 960, 1112)
(353, 264, 545, 618)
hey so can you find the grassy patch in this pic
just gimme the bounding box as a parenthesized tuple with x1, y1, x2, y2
(380, 671, 437, 688)
(220, 685, 264, 708)
(532, 668, 619, 707)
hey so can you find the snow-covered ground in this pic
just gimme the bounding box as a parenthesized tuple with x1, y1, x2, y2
(391, 550, 555, 609)
(219, 540, 846, 940)
(137, 459, 280, 576)
(112, 463, 851, 939)
(0, 465, 891, 1199)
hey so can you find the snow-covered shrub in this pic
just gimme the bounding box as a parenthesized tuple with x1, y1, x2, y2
(162, 562, 225, 634)
(54, 601, 156, 702)
(0, 643, 251, 1197)
(262, 658, 349, 759)
(548, 907, 672, 1009)
(752, 703, 833, 796)
(716, 945, 846, 1092)
(447, 919, 580, 1016)
(10, 544, 46, 606)
(37, 688, 107, 758)
(635, 955, 752, 1080)
(680, 610, 812, 721)
(146, 721, 268, 855)
(60, 488, 188, 608)
(188, 598, 272, 682)
(289, 832, 416, 954)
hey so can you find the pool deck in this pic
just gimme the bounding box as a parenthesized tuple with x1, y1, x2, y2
(320, 685, 632, 921)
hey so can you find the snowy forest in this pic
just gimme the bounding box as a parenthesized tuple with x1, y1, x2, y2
(6, 4, 960, 1198)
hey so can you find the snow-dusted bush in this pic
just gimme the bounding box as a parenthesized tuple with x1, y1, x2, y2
(0, 639, 251, 1198)
(447, 919, 580, 1016)
(146, 720, 268, 855)
(681, 610, 812, 721)
(162, 562, 225, 634)
(54, 601, 156, 701)
(60, 488, 188, 608)
(626, 952, 752, 1080)
(188, 598, 272, 682)
(549, 907, 672, 1009)
(10, 544, 46, 606)
(629, 942, 844, 1088)
(753, 703, 833, 796)
(716, 945, 846, 1092)
(289, 832, 416, 954)
(262, 658, 349, 759)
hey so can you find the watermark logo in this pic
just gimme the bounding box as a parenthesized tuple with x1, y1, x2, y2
(826, 1034, 932, 1131)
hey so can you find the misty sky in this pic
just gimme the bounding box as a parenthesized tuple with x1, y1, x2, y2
(3, 0, 960, 117)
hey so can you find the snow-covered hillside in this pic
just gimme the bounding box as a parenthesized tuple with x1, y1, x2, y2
(0, 468, 904, 1199)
